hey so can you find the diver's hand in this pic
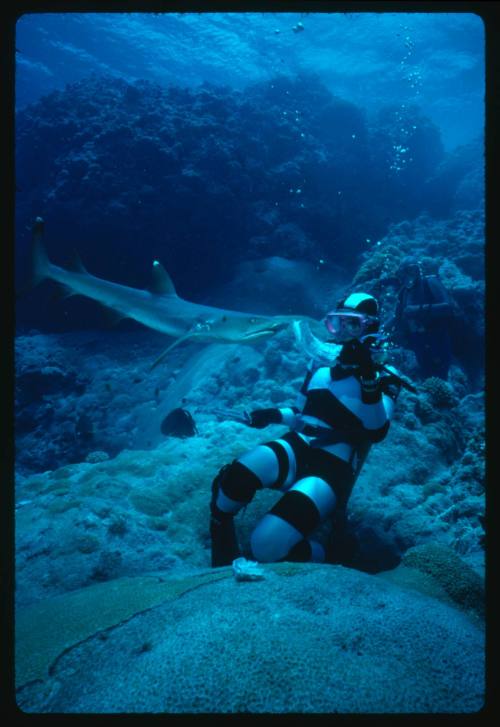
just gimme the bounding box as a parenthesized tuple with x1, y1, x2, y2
(246, 408, 282, 429)
(379, 374, 402, 401)
(339, 339, 376, 380)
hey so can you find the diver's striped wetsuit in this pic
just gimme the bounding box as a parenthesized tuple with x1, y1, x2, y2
(211, 358, 401, 564)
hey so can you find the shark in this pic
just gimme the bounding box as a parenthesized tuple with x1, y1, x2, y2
(31, 218, 315, 368)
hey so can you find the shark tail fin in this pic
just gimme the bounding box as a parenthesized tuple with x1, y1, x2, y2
(32, 217, 51, 286)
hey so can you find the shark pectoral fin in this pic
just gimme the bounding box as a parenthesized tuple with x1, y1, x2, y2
(50, 282, 77, 301)
(149, 333, 196, 371)
(149, 261, 177, 296)
(101, 307, 128, 327)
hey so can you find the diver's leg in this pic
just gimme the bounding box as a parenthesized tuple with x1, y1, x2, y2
(209, 464, 242, 567)
(210, 440, 295, 567)
(250, 448, 357, 564)
(250, 475, 337, 563)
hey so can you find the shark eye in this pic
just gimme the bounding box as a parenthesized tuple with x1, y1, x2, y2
(222, 316, 227, 322)
(250, 317, 257, 323)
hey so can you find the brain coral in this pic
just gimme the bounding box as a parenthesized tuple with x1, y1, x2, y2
(16, 563, 484, 713)
(420, 377, 458, 409)
(402, 542, 484, 619)
(16, 571, 231, 688)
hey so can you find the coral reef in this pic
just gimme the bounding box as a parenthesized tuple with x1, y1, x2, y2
(16, 564, 484, 713)
(15, 571, 231, 687)
(85, 451, 110, 464)
(401, 542, 484, 619)
(14, 318, 484, 614)
(420, 377, 459, 409)
(12, 42, 486, 717)
(16, 74, 465, 333)
(350, 210, 484, 384)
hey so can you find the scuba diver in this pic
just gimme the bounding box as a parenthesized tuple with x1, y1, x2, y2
(209, 292, 404, 567)
(384, 256, 454, 380)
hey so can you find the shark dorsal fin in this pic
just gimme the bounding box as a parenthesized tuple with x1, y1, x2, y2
(67, 250, 88, 274)
(150, 260, 177, 296)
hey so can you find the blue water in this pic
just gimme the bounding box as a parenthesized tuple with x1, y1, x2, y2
(16, 12, 484, 151)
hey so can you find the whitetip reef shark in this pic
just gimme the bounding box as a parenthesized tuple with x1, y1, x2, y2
(31, 218, 316, 369)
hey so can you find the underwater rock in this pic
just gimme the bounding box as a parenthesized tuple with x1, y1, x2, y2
(85, 451, 110, 464)
(401, 542, 484, 620)
(16, 74, 454, 334)
(232, 557, 265, 581)
(420, 377, 458, 409)
(351, 209, 484, 384)
(75, 413, 94, 443)
(422, 137, 484, 216)
(16, 364, 83, 405)
(15, 564, 484, 713)
(15, 572, 230, 687)
(90, 550, 123, 582)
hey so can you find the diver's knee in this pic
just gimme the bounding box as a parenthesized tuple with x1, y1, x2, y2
(213, 459, 261, 504)
(250, 517, 296, 563)
(222, 460, 262, 502)
(250, 530, 284, 563)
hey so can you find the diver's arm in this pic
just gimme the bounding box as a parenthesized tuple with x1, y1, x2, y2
(423, 301, 452, 318)
(357, 368, 402, 443)
(246, 408, 283, 428)
(404, 277, 452, 320)
(424, 276, 453, 317)
(403, 301, 451, 319)
(247, 405, 302, 429)
(278, 406, 302, 429)
(247, 360, 315, 430)
(280, 358, 318, 429)
(379, 367, 403, 419)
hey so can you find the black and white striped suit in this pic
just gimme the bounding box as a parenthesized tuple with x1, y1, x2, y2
(213, 359, 401, 563)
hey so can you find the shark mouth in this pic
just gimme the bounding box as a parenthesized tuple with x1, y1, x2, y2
(241, 322, 288, 340)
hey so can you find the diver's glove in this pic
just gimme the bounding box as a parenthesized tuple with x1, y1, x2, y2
(379, 372, 403, 401)
(339, 339, 377, 381)
(339, 339, 380, 402)
(246, 408, 283, 429)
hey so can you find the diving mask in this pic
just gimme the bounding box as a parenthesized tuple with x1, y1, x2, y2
(324, 310, 377, 342)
